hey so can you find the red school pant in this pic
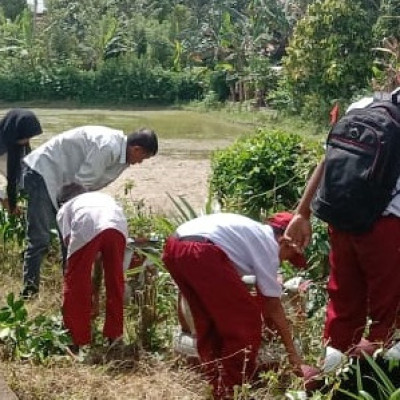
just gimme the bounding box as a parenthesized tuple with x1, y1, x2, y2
(324, 216, 400, 352)
(162, 236, 262, 399)
(63, 229, 126, 346)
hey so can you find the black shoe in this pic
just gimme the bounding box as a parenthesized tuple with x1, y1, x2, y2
(20, 284, 39, 300)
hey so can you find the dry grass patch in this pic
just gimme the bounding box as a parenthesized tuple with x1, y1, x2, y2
(1, 356, 209, 400)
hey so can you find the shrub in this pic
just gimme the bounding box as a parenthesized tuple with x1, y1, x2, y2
(210, 129, 323, 219)
(0, 59, 204, 104)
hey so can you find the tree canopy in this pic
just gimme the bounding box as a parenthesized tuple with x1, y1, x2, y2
(0, 0, 399, 116)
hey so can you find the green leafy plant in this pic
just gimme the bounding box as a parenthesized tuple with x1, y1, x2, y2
(210, 128, 322, 219)
(125, 248, 177, 352)
(0, 293, 71, 362)
(166, 193, 199, 224)
(337, 354, 400, 400)
(0, 205, 26, 247)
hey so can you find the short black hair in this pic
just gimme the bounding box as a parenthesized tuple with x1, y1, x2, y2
(270, 225, 285, 238)
(57, 182, 87, 207)
(127, 128, 158, 156)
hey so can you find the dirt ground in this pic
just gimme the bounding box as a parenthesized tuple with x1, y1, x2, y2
(102, 138, 229, 215)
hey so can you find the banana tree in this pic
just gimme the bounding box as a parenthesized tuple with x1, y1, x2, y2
(44, 0, 127, 69)
(0, 7, 45, 72)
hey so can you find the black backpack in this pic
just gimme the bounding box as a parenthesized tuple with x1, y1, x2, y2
(311, 91, 400, 233)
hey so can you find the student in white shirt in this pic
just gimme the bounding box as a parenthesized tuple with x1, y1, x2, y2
(286, 96, 400, 359)
(0, 109, 42, 213)
(21, 126, 158, 298)
(162, 212, 313, 399)
(56, 183, 128, 350)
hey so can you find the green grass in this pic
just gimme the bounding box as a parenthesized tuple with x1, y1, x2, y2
(187, 102, 326, 139)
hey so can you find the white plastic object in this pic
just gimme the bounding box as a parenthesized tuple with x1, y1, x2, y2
(173, 331, 199, 358)
(283, 276, 304, 292)
(122, 238, 135, 271)
(173, 329, 285, 363)
(179, 295, 196, 334)
(285, 391, 307, 400)
(241, 275, 256, 285)
(384, 341, 400, 360)
(322, 346, 346, 372)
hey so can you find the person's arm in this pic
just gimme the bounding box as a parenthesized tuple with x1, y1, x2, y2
(284, 159, 325, 250)
(6, 145, 24, 213)
(261, 296, 303, 369)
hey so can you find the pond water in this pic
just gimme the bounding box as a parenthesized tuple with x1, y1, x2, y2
(20, 108, 252, 145)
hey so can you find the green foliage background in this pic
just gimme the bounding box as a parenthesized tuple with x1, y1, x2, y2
(2, 0, 399, 114)
(283, 0, 375, 117)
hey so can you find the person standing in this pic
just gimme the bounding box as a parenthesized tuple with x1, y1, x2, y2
(0, 109, 42, 213)
(56, 183, 128, 350)
(162, 212, 311, 399)
(21, 125, 158, 298)
(285, 97, 400, 358)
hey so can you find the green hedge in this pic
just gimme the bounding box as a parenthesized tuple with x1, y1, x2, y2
(0, 61, 204, 104)
(210, 129, 323, 218)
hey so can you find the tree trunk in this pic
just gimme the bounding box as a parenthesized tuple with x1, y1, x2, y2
(32, 0, 38, 38)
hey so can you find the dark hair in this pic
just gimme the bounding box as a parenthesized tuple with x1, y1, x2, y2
(57, 183, 87, 207)
(0, 109, 42, 211)
(270, 225, 285, 238)
(127, 128, 158, 156)
(0, 109, 42, 148)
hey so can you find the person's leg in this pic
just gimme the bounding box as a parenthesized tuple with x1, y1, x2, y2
(193, 248, 262, 396)
(163, 238, 226, 396)
(98, 229, 125, 341)
(163, 237, 262, 397)
(63, 239, 99, 345)
(22, 167, 56, 296)
(357, 216, 400, 345)
(324, 228, 367, 352)
(163, 238, 221, 361)
(173, 270, 221, 381)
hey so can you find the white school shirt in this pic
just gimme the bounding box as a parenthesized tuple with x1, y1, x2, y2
(176, 213, 281, 297)
(345, 97, 400, 217)
(23, 126, 129, 209)
(56, 192, 128, 258)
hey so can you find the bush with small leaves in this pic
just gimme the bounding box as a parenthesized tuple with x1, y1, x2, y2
(210, 128, 323, 219)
